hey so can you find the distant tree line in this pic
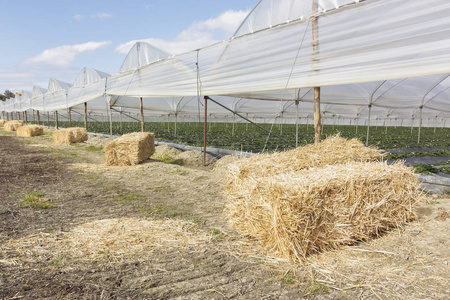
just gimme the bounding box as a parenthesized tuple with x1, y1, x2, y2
(0, 90, 15, 101)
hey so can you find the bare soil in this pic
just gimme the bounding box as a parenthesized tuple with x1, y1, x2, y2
(1, 128, 449, 299)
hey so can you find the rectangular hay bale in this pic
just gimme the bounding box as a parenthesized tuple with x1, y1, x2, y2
(4, 120, 24, 131)
(0, 119, 6, 126)
(53, 127, 88, 145)
(16, 125, 44, 137)
(225, 161, 420, 262)
(230, 135, 385, 180)
(105, 132, 155, 166)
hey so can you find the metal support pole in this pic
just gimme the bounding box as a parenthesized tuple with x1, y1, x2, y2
(47, 112, 50, 128)
(55, 111, 59, 129)
(205, 96, 295, 147)
(203, 96, 208, 166)
(37, 111, 40, 125)
(68, 108, 72, 127)
(139, 97, 145, 132)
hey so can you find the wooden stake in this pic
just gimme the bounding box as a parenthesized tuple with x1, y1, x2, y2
(55, 111, 59, 129)
(37, 110, 40, 125)
(47, 112, 50, 128)
(84, 102, 88, 129)
(312, 0, 321, 144)
(314, 87, 322, 144)
(68, 108, 72, 127)
(139, 97, 145, 132)
(203, 96, 208, 166)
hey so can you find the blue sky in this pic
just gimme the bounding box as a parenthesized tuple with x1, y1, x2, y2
(0, 0, 258, 94)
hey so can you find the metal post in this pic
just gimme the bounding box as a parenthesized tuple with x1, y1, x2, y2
(68, 108, 72, 127)
(37, 111, 40, 125)
(47, 112, 50, 128)
(140, 97, 145, 132)
(203, 96, 208, 166)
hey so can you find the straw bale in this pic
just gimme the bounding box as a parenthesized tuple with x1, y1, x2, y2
(53, 127, 88, 145)
(16, 125, 44, 137)
(231, 135, 385, 180)
(225, 161, 420, 262)
(0, 119, 6, 126)
(105, 132, 155, 166)
(3, 120, 24, 131)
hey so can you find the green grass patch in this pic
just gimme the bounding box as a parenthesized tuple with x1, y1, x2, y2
(304, 278, 330, 297)
(151, 152, 182, 165)
(85, 145, 103, 152)
(147, 185, 173, 193)
(174, 168, 189, 176)
(114, 192, 145, 202)
(21, 191, 53, 209)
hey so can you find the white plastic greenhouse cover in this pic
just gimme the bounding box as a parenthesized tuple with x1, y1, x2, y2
(68, 67, 110, 112)
(44, 79, 73, 112)
(119, 42, 171, 72)
(31, 86, 48, 112)
(3, 0, 450, 124)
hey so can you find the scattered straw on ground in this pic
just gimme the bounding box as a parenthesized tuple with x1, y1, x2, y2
(178, 150, 216, 167)
(86, 136, 113, 147)
(66, 218, 210, 257)
(105, 132, 155, 166)
(16, 125, 44, 137)
(3, 218, 210, 260)
(53, 127, 88, 145)
(213, 155, 241, 171)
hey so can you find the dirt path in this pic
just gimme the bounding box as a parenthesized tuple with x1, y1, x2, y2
(1, 129, 449, 299)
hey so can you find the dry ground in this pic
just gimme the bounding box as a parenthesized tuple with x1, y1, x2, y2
(0, 128, 449, 299)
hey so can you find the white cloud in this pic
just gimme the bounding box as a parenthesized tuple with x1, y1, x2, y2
(73, 12, 112, 21)
(91, 12, 112, 20)
(23, 41, 112, 67)
(73, 14, 85, 21)
(115, 9, 249, 55)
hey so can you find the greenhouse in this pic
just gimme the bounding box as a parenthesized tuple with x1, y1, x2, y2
(2, 0, 450, 148)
